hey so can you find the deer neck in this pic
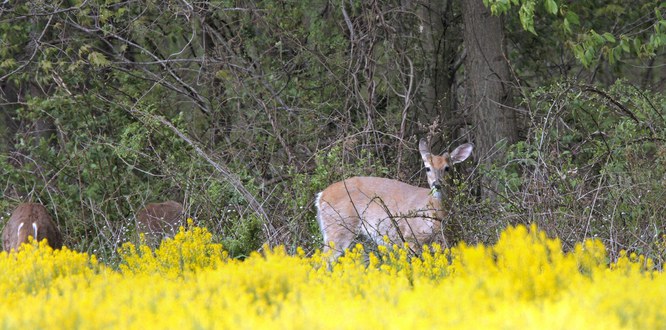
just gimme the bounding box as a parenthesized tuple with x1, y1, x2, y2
(427, 190, 447, 221)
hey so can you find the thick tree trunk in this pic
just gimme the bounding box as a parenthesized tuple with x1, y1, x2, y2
(462, 0, 517, 199)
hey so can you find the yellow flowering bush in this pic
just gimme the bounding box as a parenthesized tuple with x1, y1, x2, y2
(0, 223, 664, 329)
(118, 222, 228, 278)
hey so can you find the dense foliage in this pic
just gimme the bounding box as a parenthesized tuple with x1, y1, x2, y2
(0, 1, 665, 264)
(475, 81, 666, 263)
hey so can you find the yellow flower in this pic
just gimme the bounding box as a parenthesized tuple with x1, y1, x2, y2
(1, 224, 665, 329)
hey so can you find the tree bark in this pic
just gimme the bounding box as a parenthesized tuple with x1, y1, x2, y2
(462, 0, 517, 199)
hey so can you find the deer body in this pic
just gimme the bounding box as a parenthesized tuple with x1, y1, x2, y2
(2, 203, 63, 252)
(136, 200, 184, 245)
(315, 139, 473, 258)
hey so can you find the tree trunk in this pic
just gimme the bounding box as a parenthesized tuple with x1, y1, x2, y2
(462, 0, 517, 199)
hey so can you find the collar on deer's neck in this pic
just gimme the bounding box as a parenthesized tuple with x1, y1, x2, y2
(432, 190, 443, 200)
(428, 186, 445, 201)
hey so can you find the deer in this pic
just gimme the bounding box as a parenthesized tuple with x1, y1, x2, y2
(2, 203, 63, 252)
(315, 139, 473, 259)
(136, 200, 185, 246)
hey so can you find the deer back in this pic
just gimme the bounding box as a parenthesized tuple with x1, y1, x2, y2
(136, 201, 185, 243)
(2, 203, 63, 252)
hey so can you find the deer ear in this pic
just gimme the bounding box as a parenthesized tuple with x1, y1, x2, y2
(418, 139, 431, 159)
(449, 143, 474, 164)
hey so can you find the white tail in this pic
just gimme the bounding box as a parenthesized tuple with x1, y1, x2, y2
(2, 203, 63, 252)
(136, 200, 185, 245)
(315, 139, 473, 258)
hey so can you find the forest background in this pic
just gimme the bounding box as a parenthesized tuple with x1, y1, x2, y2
(1, 0, 665, 264)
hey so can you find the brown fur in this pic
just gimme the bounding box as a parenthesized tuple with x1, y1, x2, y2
(136, 201, 184, 245)
(315, 139, 473, 259)
(2, 203, 63, 252)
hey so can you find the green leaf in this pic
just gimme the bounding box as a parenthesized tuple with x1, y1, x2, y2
(583, 47, 594, 66)
(633, 37, 642, 52)
(565, 11, 580, 26)
(620, 39, 630, 52)
(88, 51, 110, 67)
(519, 2, 537, 35)
(612, 46, 623, 63)
(602, 32, 616, 43)
(544, 0, 558, 15)
(590, 30, 604, 44)
(0, 58, 16, 68)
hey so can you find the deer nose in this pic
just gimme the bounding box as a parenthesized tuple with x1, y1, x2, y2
(433, 182, 442, 190)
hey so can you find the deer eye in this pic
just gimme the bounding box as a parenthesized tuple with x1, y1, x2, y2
(444, 166, 450, 172)
(425, 167, 431, 172)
